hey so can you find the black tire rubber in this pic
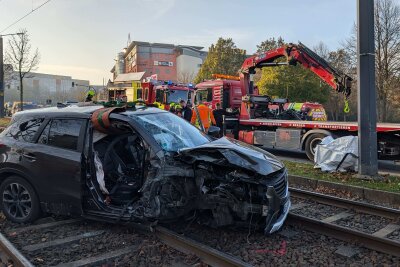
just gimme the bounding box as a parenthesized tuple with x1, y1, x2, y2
(0, 176, 41, 223)
(304, 133, 327, 161)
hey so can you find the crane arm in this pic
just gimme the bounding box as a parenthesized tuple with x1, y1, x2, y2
(240, 42, 353, 98)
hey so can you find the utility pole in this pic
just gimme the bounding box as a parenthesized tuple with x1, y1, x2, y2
(357, 0, 378, 177)
(0, 36, 4, 118)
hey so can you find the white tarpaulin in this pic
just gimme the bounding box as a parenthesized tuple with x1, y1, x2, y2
(314, 136, 359, 172)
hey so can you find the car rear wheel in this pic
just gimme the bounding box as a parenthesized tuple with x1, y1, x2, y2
(305, 133, 327, 161)
(0, 176, 41, 223)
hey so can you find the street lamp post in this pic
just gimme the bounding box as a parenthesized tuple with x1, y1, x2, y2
(0, 32, 24, 118)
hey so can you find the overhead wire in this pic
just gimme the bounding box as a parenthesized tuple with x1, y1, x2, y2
(0, 0, 52, 34)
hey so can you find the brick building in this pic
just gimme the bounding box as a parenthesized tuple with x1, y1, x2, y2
(111, 41, 207, 83)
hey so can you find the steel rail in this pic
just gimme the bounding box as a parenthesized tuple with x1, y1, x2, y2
(0, 232, 33, 267)
(289, 187, 400, 220)
(287, 213, 400, 257)
(155, 226, 252, 267)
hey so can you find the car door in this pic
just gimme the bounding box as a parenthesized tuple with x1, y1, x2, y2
(22, 118, 87, 216)
(0, 117, 46, 180)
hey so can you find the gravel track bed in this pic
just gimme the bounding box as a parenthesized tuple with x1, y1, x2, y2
(25, 223, 148, 266)
(112, 240, 198, 267)
(290, 197, 349, 220)
(0, 215, 197, 266)
(170, 223, 399, 266)
(387, 229, 400, 241)
(0, 212, 72, 232)
(26, 224, 194, 267)
(0, 212, 33, 232)
(7, 220, 101, 246)
(293, 184, 400, 209)
(335, 214, 393, 234)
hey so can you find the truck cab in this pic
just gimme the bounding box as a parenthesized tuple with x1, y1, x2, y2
(194, 79, 244, 110)
(141, 81, 194, 110)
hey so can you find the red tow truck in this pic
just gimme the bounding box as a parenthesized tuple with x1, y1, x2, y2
(195, 42, 400, 160)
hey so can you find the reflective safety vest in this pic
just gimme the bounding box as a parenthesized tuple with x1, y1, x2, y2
(191, 104, 216, 129)
(153, 101, 165, 110)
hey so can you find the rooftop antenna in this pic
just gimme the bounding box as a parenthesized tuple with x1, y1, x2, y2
(127, 33, 131, 47)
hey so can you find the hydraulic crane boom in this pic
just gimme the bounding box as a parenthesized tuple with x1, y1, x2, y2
(239, 42, 353, 98)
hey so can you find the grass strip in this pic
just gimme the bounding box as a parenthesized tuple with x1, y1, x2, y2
(284, 160, 400, 193)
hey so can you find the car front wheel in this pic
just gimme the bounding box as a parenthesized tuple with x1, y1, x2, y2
(0, 176, 41, 223)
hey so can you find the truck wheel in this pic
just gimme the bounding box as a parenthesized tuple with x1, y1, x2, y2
(305, 133, 327, 161)
(0, 176, 41, 223)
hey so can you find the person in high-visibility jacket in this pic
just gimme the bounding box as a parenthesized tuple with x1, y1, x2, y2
(191, 100, 216, 132)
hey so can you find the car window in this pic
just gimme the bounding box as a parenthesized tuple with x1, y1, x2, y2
(4, 118, 44, 142)
(38, 119, 84, 151)
(132, 112, 209, 152)
(155, 89, 164, 102)
(195, 88, 213, 104)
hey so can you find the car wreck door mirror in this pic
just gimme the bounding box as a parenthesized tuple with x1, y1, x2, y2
(207, 126, 220, 138)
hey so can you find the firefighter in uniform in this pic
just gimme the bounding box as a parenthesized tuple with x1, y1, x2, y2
(191, 100, 216, 132)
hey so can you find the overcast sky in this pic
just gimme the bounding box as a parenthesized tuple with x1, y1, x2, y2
(0, 0, 395, 84)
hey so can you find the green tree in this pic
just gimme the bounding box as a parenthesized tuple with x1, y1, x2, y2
(256, 36, 285, 53)
(254, 37, 285, 86)
(255, 37, 329, 104)
(194, 38, 246, 83)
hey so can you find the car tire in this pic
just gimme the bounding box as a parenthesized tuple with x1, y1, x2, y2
(0, 176, 41, 223)
(305, 133, 327, 161)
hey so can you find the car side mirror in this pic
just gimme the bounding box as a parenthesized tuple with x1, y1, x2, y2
(207, 126, 220, 138)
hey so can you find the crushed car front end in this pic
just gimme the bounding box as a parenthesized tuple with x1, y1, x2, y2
(178, 137, 291, 234)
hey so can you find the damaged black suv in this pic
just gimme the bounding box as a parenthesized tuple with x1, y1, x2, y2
(0, 105, 290, 234)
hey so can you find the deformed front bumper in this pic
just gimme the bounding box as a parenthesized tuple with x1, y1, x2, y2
(263, 185, 291, 234)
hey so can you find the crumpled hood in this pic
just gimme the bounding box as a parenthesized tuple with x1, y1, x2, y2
(179, 137, 284, 176)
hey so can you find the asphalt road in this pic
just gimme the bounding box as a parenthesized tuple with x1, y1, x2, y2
(265, 148, 400, 176)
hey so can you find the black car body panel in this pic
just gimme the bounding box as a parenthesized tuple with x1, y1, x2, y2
(0, 105, 290, 234)
(179, 137, 284, 176)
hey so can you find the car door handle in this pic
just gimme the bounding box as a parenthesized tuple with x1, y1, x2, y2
(22, 152, 36, 160)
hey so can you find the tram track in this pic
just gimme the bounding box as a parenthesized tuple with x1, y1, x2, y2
(0, 217, 249, 267)
(288, 187, 400, 257)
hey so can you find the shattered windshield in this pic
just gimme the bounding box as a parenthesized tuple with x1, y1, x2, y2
(167, 90, 188, 104)
(132, 112, 210, 152)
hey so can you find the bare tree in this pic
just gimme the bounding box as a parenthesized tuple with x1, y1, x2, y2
(5, 29, 40, 111)
(343, 0, 400, 122)
(177, 70, 196, 83)
(313, 41, 330, 60)
(375, 0, 400, 121)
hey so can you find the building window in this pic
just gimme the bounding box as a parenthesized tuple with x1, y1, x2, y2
(165, 69, 171, 74)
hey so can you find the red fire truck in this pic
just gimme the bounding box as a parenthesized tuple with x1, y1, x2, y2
(141, 81, 194, 110)
(195, 42, 400, 160)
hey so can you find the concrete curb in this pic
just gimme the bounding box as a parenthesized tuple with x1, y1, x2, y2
(289, 175, 400, 207)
